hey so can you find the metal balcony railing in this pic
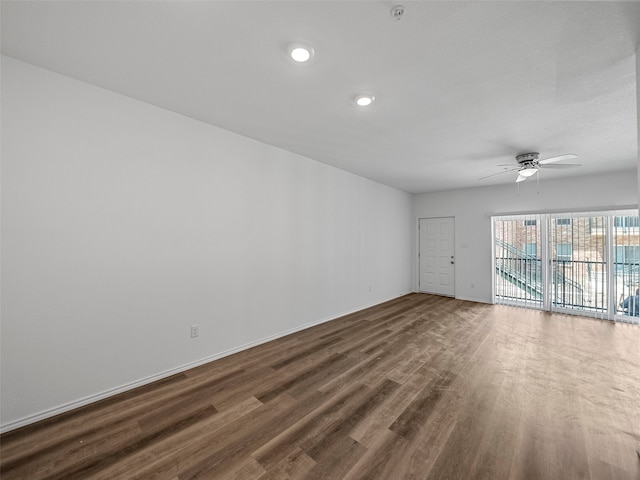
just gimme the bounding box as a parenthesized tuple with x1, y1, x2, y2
(495, 239, 542, 303)
(495, 239, 587, 308)
(551, 260, 596, 310)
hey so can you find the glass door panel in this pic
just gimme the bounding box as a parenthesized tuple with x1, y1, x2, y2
(550, 215, 607, 315)
(494, 216, 543, 308)
(613, 215, 640, 323)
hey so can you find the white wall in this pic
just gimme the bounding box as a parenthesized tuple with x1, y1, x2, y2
(0, 56, 413, 430)
(414, 171, 638, 304)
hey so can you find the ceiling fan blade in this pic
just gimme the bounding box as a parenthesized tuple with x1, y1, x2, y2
(516, 174, 527, 183)
(539, 163, 581, 169)
(539, 153, 578, 165)
(478, 168, 518, 180)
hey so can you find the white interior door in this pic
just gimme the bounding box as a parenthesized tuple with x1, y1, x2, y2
(419, 217, 455, 296)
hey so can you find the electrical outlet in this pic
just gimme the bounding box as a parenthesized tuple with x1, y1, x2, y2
(190, 325, 199, 338)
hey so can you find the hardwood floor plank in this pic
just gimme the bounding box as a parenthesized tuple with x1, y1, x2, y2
(349, 359, 440, 447)
(255, 447, 316, 480)
(255, 353, 356, 403)
(50, 405, 215, 480)
(219, 456, 267, 480)
(341, 429, 402, 480)
(0, 373, 192, 464)
(0, 420, 144, 480)
(300, 378, 400, 460)
(303, 435, 367, 480)
(389, 370, 456, 440)
(2, 294, 639, 480)
(209, 366, 283, 411)
(87, 396, 265, 480)
(176, 391, 330, 480)
(269, 337, 344, 370)
(252, 382, 369, 470)
(316, 341, 404, 395)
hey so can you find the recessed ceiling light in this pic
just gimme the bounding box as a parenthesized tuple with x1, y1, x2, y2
(355, 94, 375, 107)
(289, 44, 314, 63)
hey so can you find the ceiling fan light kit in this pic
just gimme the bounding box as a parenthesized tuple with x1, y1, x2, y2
(479, 152, 580, 184)
(519, 167, 538, 177)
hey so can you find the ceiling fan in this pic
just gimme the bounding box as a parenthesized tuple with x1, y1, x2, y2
(480, 152, 580, 183)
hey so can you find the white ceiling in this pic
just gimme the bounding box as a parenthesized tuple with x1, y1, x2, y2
(2, 1, 639, 194)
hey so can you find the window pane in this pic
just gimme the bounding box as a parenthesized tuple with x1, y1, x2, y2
(524, 243, 537, 256)
(556, 243, 572, 261)
(614, 216, 639, 228)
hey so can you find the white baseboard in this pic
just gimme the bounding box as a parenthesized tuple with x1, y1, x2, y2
(1, 295, 405, 433)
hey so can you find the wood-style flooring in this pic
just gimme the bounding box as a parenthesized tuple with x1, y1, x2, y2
(2, 293, 639, 479)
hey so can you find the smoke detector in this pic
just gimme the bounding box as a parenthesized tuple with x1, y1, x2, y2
(391, 5, 405, 21)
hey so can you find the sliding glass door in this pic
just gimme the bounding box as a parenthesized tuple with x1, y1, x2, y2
(493, 210, 639, 323)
